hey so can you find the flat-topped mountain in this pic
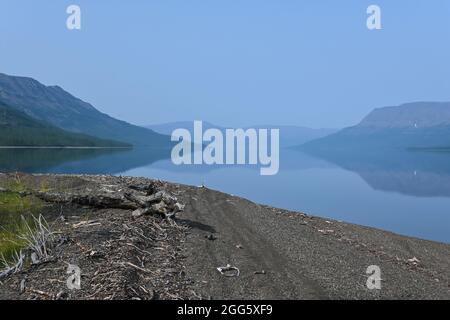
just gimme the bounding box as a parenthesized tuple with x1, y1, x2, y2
(358, 102, 450, 128)
(0, 73, 170, 147)
(302, 102, 450, 150)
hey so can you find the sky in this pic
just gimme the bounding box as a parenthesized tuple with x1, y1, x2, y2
(1, 0, 450, 128)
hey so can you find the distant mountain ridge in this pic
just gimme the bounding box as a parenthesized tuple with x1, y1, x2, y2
(0, 103, 129, 147)
(0, 73, 170, 147)
(302, 102, 450, 150)
(358, 102, 450, 128)
(146, 121, 337, 147)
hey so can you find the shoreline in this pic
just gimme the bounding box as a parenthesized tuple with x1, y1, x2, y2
(0, 173, 449, 299)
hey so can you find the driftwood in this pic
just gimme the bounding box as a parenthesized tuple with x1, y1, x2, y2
(0, 176, 194, 300)
(124, 192, 164, 207)
(128, 183, 158, 194)
(217, 264, 240, 277)
(33, 191, 138, 210)
(2, 181, 185, 221)
(32, 186, 184, 219)
(126, 190, 184, 220)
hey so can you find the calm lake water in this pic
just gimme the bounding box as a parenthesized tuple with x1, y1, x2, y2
(1, 147, 449, 243)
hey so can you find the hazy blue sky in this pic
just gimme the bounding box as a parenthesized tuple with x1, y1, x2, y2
(1, 0, 450, 128)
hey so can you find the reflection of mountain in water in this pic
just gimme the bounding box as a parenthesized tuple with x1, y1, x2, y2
(303, 148, 450, 197)
(358, 170, 450, 197)
(0, 147, 331, 176)
(7, 146, 450, 198)
(0, 148, 170, 174)
(146, 148, 334, 174)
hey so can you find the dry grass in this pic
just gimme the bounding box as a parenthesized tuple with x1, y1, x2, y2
(0, 214, 54, 277)
(17, 215, 54, 263)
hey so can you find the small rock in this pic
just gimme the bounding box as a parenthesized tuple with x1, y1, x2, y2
(205, 234, 217, 241)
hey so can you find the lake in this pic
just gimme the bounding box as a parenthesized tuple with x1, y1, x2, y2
(1, 147, 449, 243)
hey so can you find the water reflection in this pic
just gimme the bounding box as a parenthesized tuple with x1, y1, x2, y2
(302, 148, 450, 197)
(0, 147, 170, 174)
(2, 147, 450, 198)
(0, 146, 449, 243)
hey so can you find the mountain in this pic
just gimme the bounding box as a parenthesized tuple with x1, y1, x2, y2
(358, 102, 450, 128)
(252, 125, 337, 147)
(146, 121, 218, 136)
(146, 121, 337, 147)
(0, 103, 130, 147)
(0, 73, 170, 147)
(302, 102, 450, 150)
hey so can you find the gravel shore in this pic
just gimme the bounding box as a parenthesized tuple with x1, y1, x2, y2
(0, 173, 449, 299)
